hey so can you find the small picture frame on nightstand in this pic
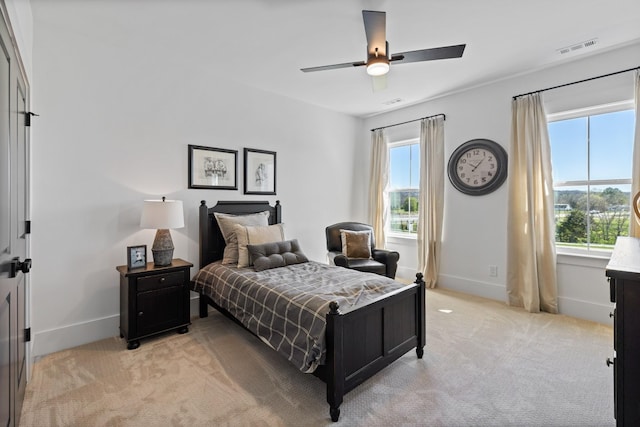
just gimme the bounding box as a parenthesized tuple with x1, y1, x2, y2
(127, 245, 147, 270)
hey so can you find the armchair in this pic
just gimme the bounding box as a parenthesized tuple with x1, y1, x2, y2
(325, 222, 399, 279)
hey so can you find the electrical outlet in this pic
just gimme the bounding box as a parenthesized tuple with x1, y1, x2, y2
(489, 265, 498, 277)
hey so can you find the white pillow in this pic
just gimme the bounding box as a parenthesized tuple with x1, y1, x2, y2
(214, 211, 270, 265)
(235, 223, 286, 268)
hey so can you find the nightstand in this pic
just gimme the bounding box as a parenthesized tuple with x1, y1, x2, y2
(116, 258, 193, 350)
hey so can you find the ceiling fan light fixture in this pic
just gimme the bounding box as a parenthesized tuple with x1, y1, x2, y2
(366, 56, 389, 76)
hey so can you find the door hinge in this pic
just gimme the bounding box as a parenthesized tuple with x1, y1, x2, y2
(25, 328, 31, 342)
(25, 112, 39, 127)
(25, 220, 30, 234)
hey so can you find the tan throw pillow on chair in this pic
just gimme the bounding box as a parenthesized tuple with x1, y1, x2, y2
(340, 229, 372, 259)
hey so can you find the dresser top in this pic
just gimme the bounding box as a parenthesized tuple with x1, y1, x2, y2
(606, 237, 640, 279)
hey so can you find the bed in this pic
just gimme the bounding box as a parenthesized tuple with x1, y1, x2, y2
(190, 200, 426, 422)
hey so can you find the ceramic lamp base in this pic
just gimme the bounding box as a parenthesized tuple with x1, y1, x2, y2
(151, 229, 174, 266)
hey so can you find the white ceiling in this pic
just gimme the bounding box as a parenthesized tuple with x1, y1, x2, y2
(33, 0, 640, 118)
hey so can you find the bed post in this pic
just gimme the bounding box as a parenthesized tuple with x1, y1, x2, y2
(199, 200, 210, 269)
(199, 295, 209, 318)
(198, 201, 210, 318)
(415, 272, 426, 358)
(274, 200, 281, 223)
(325, 301, 344, 422)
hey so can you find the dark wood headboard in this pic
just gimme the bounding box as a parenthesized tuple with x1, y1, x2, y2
(198, 200, 282, 269)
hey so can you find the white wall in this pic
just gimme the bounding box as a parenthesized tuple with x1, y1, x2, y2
(24, 0, 639, 357)
(30, 2, 362, 356)
(363, 42, 640, 325)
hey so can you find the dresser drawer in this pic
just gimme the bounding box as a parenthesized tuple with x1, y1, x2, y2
(137, 271, 184, 292)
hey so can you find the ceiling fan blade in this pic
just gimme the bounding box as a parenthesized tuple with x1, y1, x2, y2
(301, 61, 366, 73)
(362, 10, 386, 56)
(371, 74, 387, 92)
(391, 44, 466, 64)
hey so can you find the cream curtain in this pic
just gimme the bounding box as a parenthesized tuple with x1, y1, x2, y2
(507, 93, 558, 313)
(630, 71, 640, 237)
(417, 116, 445, 288)
(369, 129, 389, 247)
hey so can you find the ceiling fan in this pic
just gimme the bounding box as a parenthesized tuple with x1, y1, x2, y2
(301, 10, 465, 89)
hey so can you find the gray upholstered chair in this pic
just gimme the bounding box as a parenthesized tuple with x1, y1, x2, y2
(325, 222, 399, 279)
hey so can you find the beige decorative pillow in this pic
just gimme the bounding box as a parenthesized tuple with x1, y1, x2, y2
(214, 211, 270, 265)
(235, 223, 286, 268)
(340, 229, 372, 259)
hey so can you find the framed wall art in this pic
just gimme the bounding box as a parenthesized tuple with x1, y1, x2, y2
(188, 144, 238, 190)
(244, 148, 276, 195)
(127, 245, 147, 270)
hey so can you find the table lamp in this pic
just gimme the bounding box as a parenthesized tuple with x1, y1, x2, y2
(140, 197, 184, 266)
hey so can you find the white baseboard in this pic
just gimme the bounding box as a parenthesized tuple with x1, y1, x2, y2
(437, 273, 614, 325)
(33, 296, 203, 358)
(33, 314, 120, 358)
(31, 286, 613, 358)
(557, 296, 614, 325)
(437, 273, 507, 302)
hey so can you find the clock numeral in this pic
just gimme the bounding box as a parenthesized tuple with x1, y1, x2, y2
(482, 177, 487, 183)
(488, 171, 493, 177)
(490, 164, 495, 169)
(461, 173, 466, 178)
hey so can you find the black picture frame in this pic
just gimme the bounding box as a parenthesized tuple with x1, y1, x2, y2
(244, 148, 276, 195)
(127, 245, 147, 270)
(188, 144, 238, 190)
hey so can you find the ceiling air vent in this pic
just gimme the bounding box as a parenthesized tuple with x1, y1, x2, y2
(557, 38, 598, 55)
(383, 98, 403, 105)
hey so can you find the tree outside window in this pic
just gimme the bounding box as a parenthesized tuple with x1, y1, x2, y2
(549, 108, 635, 251)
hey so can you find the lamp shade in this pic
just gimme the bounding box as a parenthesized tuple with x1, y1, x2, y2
(140, 198, 184, 230)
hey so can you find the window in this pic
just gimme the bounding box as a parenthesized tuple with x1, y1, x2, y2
(389, 139, 419, 235)
(548, 103, 635, 252)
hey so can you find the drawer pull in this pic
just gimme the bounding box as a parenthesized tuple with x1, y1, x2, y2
(606, 358, 614, 367)
(138, 311, 144, 317)
(159, 277, 166, 283)
(610, 312, 614, 318)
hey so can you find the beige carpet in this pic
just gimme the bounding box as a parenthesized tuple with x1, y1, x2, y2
(20, 288, 615, 427)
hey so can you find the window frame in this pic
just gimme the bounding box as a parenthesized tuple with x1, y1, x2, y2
(387, 137, 420, 239)
(548, 99, 635, 257)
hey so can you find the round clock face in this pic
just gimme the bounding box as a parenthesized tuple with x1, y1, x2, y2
(448, 139, 508, 196)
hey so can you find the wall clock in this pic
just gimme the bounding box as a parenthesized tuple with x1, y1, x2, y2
(447, 138, 508, 196)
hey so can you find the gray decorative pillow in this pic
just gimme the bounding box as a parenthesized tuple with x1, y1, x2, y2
(247, 239, 309, 272)
(214, 211, 270, 265)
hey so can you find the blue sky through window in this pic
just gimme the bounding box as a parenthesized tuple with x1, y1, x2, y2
(390, 143, 420, 189)
(548, 109, 635, 184)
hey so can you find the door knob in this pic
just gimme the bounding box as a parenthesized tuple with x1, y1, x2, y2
(9, 258, 32, 278)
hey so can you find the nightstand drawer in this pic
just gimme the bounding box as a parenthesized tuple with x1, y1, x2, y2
(137, 271, 184, 292)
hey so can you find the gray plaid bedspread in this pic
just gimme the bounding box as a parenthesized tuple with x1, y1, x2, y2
(191, 261, 406, 373)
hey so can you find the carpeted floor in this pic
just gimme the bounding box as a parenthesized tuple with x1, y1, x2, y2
(20, 288, 615, 427)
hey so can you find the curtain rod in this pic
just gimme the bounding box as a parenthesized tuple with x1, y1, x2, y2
(512, 66, 640, 100)
(370, 113, 445, 132)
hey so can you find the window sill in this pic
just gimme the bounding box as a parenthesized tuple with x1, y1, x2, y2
(557, 247, 611, 268)
(387, 232, 417, 242)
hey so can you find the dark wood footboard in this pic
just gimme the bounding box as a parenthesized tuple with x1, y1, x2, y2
(317, 273, 426, 422)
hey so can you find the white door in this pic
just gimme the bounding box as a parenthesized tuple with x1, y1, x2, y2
(0, 8, 30, 427)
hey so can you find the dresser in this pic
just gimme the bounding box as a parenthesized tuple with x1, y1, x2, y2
(605, 237, 640, 426)
(117, 258, 193, 349)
